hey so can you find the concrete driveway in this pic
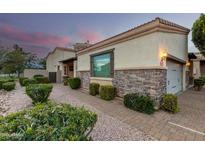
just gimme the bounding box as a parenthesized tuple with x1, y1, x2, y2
(50, 84, 205, 141)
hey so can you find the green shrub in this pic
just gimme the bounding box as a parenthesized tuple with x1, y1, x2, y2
(89, 83, 100, 96)
(63, 77, 69, 86)
(33, 74, 44, 79)
(23, 79, 37, 86)
(0, 102, 97, 141)
(35, 77, 49, 84)
(0, 80, 7, 89)
(161, 94, 179, 113)
(19, 77, 28, 86)
(25, 84, 53, 104)
(99, 85, 115, 101)
(194, 78, 204, 91)
(2, 82, 15, 91)
(124, 93, 155, 114)
(68, 77, 81, 89)
(199, 76, 205, 84)
(0, 78, 15, 89)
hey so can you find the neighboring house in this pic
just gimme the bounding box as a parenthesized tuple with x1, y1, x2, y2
(46, 47, 77, 83)
(188, 52, 205, 79)
(46, 43, 91, 83)
(76, 18, 190, 106)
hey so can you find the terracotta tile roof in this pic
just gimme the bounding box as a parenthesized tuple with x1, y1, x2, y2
(77, 17, 190, 55)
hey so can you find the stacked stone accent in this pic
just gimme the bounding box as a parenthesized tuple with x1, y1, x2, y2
(113, 69, 167, 106)
(77, 71, 90, 89)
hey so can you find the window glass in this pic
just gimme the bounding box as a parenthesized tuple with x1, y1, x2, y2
(92, 53, 111, 77)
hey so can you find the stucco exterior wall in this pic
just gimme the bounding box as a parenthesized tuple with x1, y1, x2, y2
(77, 32, 188, 72)
(46, 49, 75, 72)
(158, 32, 188, 62)
(23, 69, 48, 79)
(77, 32, 160, 71)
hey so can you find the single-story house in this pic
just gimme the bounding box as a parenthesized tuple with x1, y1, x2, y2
(46, 47, 77, 83)
(188, 52, 205, 79)
(76, 18, 190, 105)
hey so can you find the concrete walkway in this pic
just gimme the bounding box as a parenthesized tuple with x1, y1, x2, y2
(51, 84, 205, 141)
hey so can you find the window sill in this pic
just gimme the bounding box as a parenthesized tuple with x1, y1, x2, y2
(90, 77, 113, 81)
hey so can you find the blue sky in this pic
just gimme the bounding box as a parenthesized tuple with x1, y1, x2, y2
(0, 13, 200, 58)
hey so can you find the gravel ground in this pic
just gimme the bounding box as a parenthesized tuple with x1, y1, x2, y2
(0, 82, 32, 116)
(0, 90, 11, 116)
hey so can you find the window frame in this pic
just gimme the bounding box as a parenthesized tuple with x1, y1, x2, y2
(90, 48, 114, 78)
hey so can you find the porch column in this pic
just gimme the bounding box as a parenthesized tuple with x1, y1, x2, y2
(74, 60, 77, 77)
(193, 60, 201, 78)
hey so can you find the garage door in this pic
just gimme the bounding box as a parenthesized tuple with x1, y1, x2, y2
(167, 60, 183, 94)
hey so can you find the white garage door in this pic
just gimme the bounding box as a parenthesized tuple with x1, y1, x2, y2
(167, 60, 183, 94)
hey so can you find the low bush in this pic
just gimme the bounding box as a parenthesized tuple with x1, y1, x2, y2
(2, 82, 15, 91)
(124, 93, 155, 114)
(194, 78, 204, 91)
(89, 83, 100, 96)
(68, 77, 81, 89)
(199, 76, 205, 84)
(0, 78, 15, 89)
(99, 85, 115, 101)
(35, 77, 49, 84)
(23, 79, 37, 86)
(33, 74, 44, 79)
(19, 77, 28, 86)
(63, 77, 69, 86)
(161, 94, 179, 113)
(0, 102, 97, 141)
(25, 84, 53, 104)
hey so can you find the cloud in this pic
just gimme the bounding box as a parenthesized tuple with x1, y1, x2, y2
(77, 30, 104, 43)
(0, 23, 71, 47)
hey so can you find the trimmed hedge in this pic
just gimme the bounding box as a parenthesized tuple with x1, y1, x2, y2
(161, 94, 179, 113)
(63, 77, 69, 86)
(199, 76, 205, 84)
(35, 77, 49, 84)
(68, 77, 81, 89)
(99, 85, 115, 101)
(124, 93, 155, 114)
(25, 84, 53, 104)
(0, 78, 15, 89)
(194, 78, 204, 91)
(89, 83, 100, 96)
(23, 79, 37, 86)
(19, 77, 28, 86)
(33, 74, 44, 79)
(0, 102, 97, 141)
(2, 82, 15, 91)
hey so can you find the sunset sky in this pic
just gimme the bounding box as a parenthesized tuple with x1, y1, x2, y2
(0, 13, 200, 58)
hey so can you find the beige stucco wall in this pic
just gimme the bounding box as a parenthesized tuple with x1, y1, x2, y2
(158, 32, 188, 62)
(46, 49, 76, 72)
(23, 69, 48, 79)
(77, 32, 188, 71)
(77, 32, 160, 71)
(90, 77, 113, 85)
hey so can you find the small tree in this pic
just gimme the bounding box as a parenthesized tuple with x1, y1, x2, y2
(192, 14, 205, 56)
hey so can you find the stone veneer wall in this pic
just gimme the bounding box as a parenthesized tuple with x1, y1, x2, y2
(113, 69, 167, 106)
(77, 71, 90, 89)
(77, 69, 167, 106)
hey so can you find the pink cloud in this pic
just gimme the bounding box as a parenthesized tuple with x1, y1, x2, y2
(77, 30, 104, 43)
(0, 23, 71, 47)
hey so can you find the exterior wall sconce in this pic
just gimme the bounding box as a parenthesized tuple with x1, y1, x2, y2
(186, 61, 190, 67)
(160, 50, 167, 66)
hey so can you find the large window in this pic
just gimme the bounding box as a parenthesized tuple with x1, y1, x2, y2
(91, 50, 114, 78)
